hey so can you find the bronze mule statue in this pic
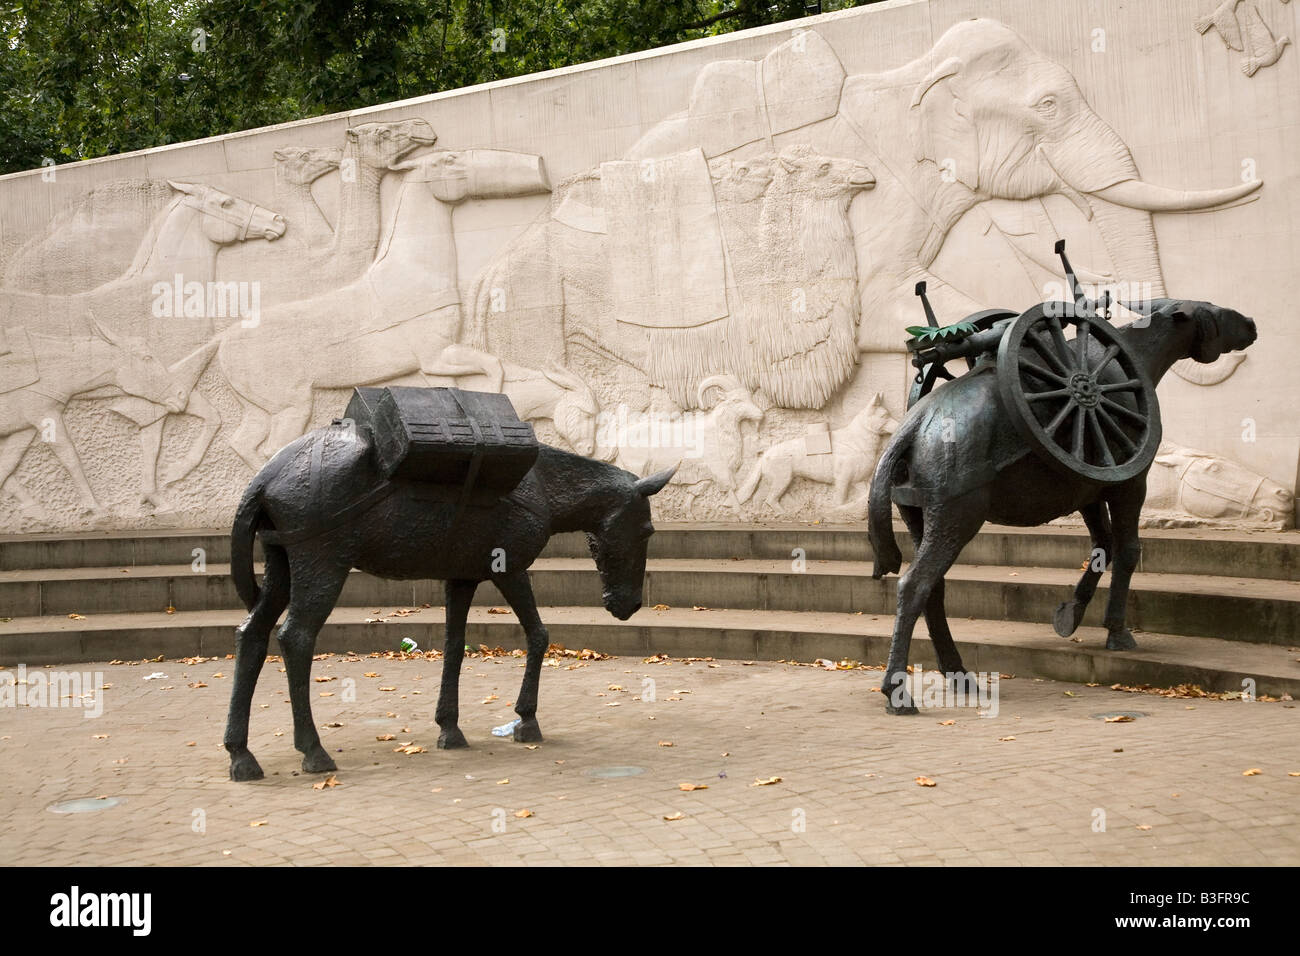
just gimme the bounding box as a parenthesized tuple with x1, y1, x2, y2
(868, 292, 1257, 714)
(222, 412, 674, 781)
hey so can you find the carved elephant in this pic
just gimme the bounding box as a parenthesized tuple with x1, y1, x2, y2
(628, 19, 1260, 385)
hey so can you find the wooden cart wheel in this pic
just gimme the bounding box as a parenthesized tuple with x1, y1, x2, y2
(996, 303, 1161, 485)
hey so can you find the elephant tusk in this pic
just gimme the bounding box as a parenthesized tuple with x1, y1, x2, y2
(1087, 177, 1262, 212)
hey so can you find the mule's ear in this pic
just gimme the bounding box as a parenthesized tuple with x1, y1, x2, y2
(1118, 296, 1176, 317)
(635, 464, 678, 497)
(167, 180, 198, 195)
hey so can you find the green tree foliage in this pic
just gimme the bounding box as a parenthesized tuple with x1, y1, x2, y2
(0, 0, 880, 175)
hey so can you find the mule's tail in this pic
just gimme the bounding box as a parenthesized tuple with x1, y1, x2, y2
(868, 412, 918, 579)
(230, 479, 266, 612)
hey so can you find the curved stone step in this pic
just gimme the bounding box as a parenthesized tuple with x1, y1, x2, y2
(3, 523, 1297, 579)
(4, 557, 1297, 645)
(2, 604, 1296, 699)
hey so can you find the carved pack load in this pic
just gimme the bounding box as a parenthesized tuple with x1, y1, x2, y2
(344, 386, 538, 492)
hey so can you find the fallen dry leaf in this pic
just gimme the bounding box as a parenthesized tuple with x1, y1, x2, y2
(915, 776, 937, 788)
(514, 809, 534, 818)
(939, 720, 955, 726)
(497, 778, 510, 785)
(998, 736, 1016, 742)
(395, 744, 426, 755)
(376, 734, 396, 741)
(1104, 715, 1135, 723)
(68, 613, 86, 620)
(323, 721, 343, 728)
(1136, 824, 1152, 831)
(249, 820, 268, 828)
(751, 776, 783, 787)
(658, 740, 674, 747)
(678, 782, 708, 791)
(1243, 768, 1263, 776)
(482, 694, 499, 703)
(378, 687, 396, 692)
(663, 811, 685, 821)
(487, 607, 510, 614)
(188, 682, 207, 689)
(312, 775, 341, 790)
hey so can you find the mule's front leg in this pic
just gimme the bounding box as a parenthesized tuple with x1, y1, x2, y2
(494, 572, 547, 742)
(435, 580, 477, 749)
(1101, 484, 1144, 651)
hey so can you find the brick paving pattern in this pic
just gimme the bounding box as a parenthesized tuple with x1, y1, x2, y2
(2, 651, 1298, 865)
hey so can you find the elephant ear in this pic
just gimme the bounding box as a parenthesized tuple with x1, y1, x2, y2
(909, 56, 979, 192)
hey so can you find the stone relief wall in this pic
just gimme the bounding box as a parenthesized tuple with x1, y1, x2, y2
(0, 0, 1296, 533)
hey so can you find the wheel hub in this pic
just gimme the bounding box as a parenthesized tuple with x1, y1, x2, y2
(1068, 372, 1099, 407)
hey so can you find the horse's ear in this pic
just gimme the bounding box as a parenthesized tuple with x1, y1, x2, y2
(635, 464, 678, 497)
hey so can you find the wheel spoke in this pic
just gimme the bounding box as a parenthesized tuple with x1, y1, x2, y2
(1020, 359, 1069, 388)
(1086, 408, 1115, 467)
(1028, 329, 1070, 376)
(1072, 403, 1086, 458)
(1094, 405, 1137, 457)
(1044, 316, 1076, 371)
(1091, 343, 1120, 376)
(1047, 401, 1077, 435)
(1099, 395, 1146, 427)
(1097, 378, 1143, 394)
(1075, 319, 1091, 368)
(1026, 387, 1071, 402)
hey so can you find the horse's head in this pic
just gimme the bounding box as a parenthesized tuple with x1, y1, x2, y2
(586, 464, 676, 620)
(166, 180, 287, 244)
(1121, 297, 1258, 363)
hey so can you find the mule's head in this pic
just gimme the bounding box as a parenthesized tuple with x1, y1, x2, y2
(587, 465, 675, 620)
(1122, 297, 1258, 363)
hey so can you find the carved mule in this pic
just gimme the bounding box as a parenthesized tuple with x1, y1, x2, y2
(222, 426, 673, 781)
(867, 298, 1257, 713)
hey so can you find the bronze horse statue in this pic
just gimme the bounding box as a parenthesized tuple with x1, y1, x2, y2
(223, 421, 674, 780)
(868, 296, 1257, 713)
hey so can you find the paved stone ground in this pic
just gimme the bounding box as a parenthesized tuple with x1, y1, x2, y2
(2, 650, 1298, 866)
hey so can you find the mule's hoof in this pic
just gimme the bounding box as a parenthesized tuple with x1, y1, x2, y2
(886, 702, 919, 716)
(1106, 629, 1138, 651)
(229, 751, 265, 782)
(513, 719, 543, 743)
(437, 728, 469, 750)
(1054, 601, 1085, 638)
(301, 747, 338, 773)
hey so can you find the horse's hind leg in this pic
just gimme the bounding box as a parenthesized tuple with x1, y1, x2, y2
(1053, 500, 1112, 638)
(225, 546, 290, 781)
(435, 579, 477, 750)
(279, 558, 349, 773)
(1101, 482, 1144, 651)
(494, 571, 548, 743)
(898, 505, 969, 678)
(882, 495, 984, 714)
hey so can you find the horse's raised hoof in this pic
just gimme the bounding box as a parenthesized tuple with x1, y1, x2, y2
(437, 727, 470, 750)
(229, 750, 265, 782)
(513, 718, 543, 743)
(1054, 600, 1086, 638)
(301, 746, 338, 773)
(1106, 629, 1138, 651)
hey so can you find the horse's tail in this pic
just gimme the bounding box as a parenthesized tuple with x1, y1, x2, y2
(868, 411, 919, 579)
(230, 477, 267, 612)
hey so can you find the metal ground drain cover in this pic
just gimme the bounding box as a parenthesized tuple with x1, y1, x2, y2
(48, 797, 125, 814)
(1089, 711, 1148, 721)
(585, 766, 646, 778)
